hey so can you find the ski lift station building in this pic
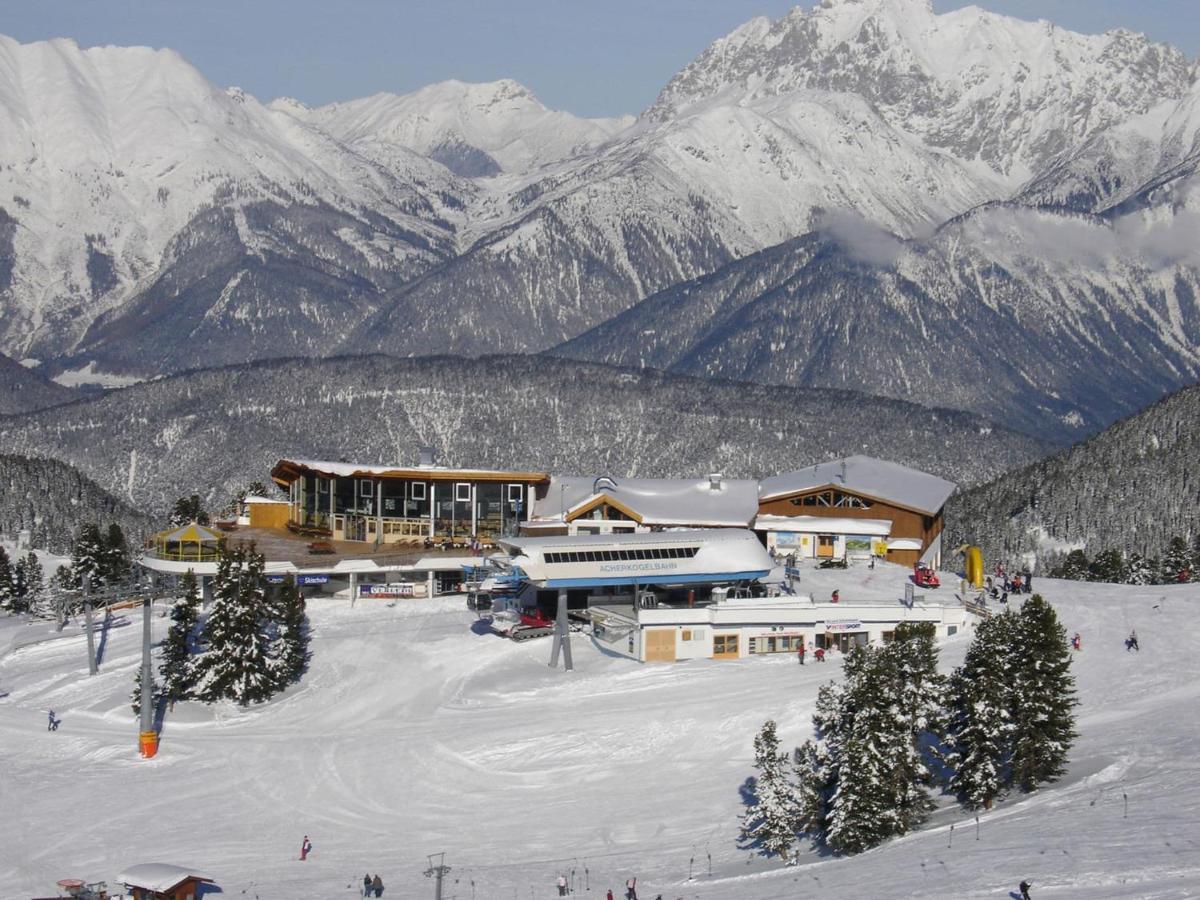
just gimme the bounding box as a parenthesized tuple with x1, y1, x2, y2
(494, 528, 968, 663)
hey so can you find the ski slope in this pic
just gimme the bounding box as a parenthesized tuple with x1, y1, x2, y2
(1, 570, 1198, 899)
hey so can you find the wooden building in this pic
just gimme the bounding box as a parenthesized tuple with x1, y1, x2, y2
(270, 457, 550, 545)
(117, 864, 213, 900)
(755, 456, 955, 567)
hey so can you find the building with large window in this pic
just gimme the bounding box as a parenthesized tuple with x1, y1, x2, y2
(270, 457, 550, 545)
(755, 456, 954, 567)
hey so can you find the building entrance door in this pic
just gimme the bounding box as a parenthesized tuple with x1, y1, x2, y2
(817, 535, 835, 558)
(825, 631, 868, 653)
(644, 629, 676, 662)
(350, 515, 366, 542)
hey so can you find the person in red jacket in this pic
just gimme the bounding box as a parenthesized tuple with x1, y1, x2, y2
(606, 891, 614, 900)
(815, 647, 826, 663)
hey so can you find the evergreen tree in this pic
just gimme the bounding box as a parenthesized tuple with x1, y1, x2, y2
(272, 575, 311, 690)
(740, 720, 801, 862)
(1087, 549, 1128, 584)
(794, 680, 847, 841)
(102, 524, 131, 584)
(17, 552, 44, 616)
(1161, 536, 1192, 583)
(1052, 549, 1090, 581)
(946, 611, 1019, 809)
(170, 495, 210, 527)
(197, 543, 275, 705)
(1010, 595, 1078, 792)
(71, 522, 105, 591)
(159, 570, 201, 705)
(1125, 553, 1154, 585)
(0, 545, 14, 611)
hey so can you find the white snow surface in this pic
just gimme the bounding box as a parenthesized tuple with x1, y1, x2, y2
(1, 567, 1198, 899)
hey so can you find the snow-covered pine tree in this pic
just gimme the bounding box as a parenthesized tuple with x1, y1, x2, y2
(197, 543, 275, 706)
(18, 552, 44, 616)
(794, 679, 848, 843)
(1161, 536, 1192, 583)
(825, 647, 906, 854)
(740, 719, 801, 862)
(882, 622, 943, 824)
(170, 495, 210, 527)
(71, 523, 105, 591)
(271, 575, 310, 690)
(102, 524, 131, 584)
(1010, 595, 1078, 792)
(946, 611, 1019, 809)
(1052, 550, 1090, 581)
(0, 545, 14, 611)
(1087, 549, 1128, 583)
(1125, 553, 1154, 585)
(159, 570, 201, 705)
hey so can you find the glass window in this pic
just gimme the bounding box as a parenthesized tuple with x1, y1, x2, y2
(507, 483, 523, 502)
(359, 479, 373, 497)
(455, 483, 471, 503)
(410, 481, 427, 501)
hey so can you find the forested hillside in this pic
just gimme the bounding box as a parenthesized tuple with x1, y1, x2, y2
(0, 353, 75, 415)
(0, 355, 1048, 517)
(944, 383, 1200, 569)
(0, 453, 155, 553)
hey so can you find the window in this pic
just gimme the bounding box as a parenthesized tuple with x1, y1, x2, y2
(359, 479, 374, 498)
(543, 546, 699, 565)
(713, 634, 739, 657)
(507, 484, 524, 502)
(455, 483, 472, 503)
(410, 481, 427, 501)
(317, 478, 329, 494)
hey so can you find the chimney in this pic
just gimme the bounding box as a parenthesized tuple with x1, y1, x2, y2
(418, 446, 435, 468)
(708, 473, 723, 491)
(839, 460, 847, 483)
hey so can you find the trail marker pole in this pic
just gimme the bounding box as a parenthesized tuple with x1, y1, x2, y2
(138, 578, 158, 757)
(975, 815, 980, 841)
(1123, 792, 1128, 819)
(948, 824, 954, 849)
(84, 581, 98, 676)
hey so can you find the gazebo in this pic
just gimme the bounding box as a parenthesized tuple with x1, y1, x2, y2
(150, 522, 224, 563)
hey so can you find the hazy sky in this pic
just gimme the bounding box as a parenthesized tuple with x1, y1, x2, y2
(5, 1, 1198, 117)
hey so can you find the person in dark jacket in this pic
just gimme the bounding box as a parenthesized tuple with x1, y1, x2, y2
(372, 873, 383, 897)
(363, 874, 372, 897)
(1019, 879, 1032, 899)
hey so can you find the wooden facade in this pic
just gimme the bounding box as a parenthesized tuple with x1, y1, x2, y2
(757, 486, 944, 566)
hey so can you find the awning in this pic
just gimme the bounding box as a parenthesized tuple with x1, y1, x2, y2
(887, 538, 923, 551)
(158, 522, 222, 544)
(754, 515, 892, 536)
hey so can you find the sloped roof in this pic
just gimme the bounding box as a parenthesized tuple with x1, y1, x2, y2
(531, 475, 758, 527)
(758, 456, 956, 515)
(271, 458, 548, 484)
(158, 522, 223, 544)
(118, 863, 212, 891)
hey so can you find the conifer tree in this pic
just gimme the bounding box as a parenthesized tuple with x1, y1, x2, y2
(102, 524, 131, 584)
(0, 545, 14, 611)
(946, 611, 1019, 809)
(1125, 553, 1154, 585)
(740, 719, 801, 862)
(159, 570, 201, 705)
(197, 543, 275, 706)
(170, 495, 210, 527)
(18, 552, 44, 616)
(1161, 536, 1192, 583)
(1010, 595, 1078, 792)
(794, 679, 847, 841)
(272, 575, 311, 690)
(71, 523, 105, 591)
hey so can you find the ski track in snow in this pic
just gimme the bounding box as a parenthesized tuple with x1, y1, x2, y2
(0, 577, 1198, 899)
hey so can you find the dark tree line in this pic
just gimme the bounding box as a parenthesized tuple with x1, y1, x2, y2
(741, 597, 1076, 860)
(1048, 535, 1200, 584)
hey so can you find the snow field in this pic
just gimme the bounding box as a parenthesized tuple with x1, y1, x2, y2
(0, 578, 1198, 899)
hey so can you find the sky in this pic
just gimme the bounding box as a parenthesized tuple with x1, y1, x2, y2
(3, 0, 1199, 117)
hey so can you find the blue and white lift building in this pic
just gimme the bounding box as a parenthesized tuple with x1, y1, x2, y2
(485, 529, 968, 663)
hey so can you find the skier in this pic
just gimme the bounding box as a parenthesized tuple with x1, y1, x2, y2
(1019, 879, 1032, 899)
(363, 874, 372, 897)
(558, 873, 569, 896)
(1071, 632, 1082, 651)
(625, 876, 637, 900)
(606, 890, 614, 900)
(47, 709, 58, 731)
(814, 647, 826, 663)
(797, 642, 806, 665)
(831, 589, 840, 603)
(1127, 630, 1140, 652)
(371, 873, 383, 897)
(299, 835, 312, 861)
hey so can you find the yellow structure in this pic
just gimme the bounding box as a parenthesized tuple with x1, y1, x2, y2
(151, 522, 224, 563)
(962, 545, 984, 588)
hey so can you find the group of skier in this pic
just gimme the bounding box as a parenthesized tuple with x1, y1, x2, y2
(361, 873, 384, 897)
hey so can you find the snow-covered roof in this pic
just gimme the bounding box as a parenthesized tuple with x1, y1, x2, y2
(272, 458, 549, 483)
(758, 456, 955, 515)
(531, 475, 758, 527)
(118, 863, 212, 891)
(243, 494, 288, 505)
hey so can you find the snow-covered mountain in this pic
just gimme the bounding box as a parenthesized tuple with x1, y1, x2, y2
(282, 79, 634, 176)
(2, 2, 1200, 435)
(648, 0, 1195, 183)
(0, 34, 468, 371)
